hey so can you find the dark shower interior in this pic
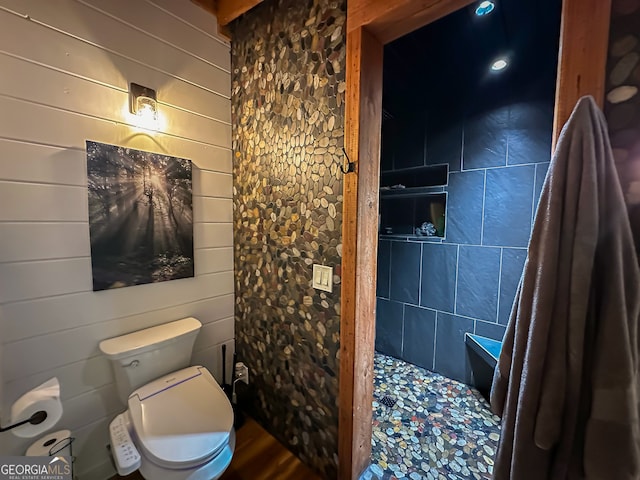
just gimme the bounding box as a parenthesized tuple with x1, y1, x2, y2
(369, 2, 562, 478)
(375, 0, 562, 386)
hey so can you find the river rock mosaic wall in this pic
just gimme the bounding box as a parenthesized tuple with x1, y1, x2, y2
(230, 0, 345, 477)
(606, 0, 640, 251)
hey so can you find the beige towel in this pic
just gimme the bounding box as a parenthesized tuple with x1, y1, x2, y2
(490, 96, 640, 479)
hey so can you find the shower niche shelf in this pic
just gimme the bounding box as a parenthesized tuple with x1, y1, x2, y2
(379, 164, 447, 238)
(380, 164, 448, 196)
(380, 185, 445, 198)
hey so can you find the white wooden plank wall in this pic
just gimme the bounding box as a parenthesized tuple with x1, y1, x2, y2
(0, 1, 234, 478)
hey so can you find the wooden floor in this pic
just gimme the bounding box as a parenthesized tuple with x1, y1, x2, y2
(115, 417, 321, 480)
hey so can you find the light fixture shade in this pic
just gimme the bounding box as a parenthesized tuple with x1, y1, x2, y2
(135, 95, 157, 120)
(129, 83, 158, 123)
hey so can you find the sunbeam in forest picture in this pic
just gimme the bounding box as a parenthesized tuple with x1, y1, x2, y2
(86, 141, 194, 291)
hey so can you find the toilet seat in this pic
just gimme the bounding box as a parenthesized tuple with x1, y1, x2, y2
(128, 366, 234, 470)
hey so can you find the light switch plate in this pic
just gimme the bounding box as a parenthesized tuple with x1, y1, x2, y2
(312, 264, 333, 293)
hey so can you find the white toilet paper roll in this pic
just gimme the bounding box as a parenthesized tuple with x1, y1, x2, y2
(11, 378, 63, 438)
(26, 429, 72, 457)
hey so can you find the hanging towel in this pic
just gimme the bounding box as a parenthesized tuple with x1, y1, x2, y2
(490, 96, 640, 480)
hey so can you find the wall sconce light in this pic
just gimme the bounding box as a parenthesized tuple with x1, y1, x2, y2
(129, 83, 158, 130)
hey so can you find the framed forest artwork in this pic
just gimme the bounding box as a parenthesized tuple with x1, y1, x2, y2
(86, 141, 194, 291)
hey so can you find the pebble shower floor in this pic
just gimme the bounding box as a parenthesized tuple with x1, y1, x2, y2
(367, 353, 501, 480)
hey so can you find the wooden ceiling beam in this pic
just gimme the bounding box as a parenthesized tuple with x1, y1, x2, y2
(216, 0, 264, 26)
(348, 0, 473, 44)
(191, 0, 264, 26)
(190, 0, 216, 17)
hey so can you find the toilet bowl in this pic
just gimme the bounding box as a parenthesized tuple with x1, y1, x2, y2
(99, 318, 235, 479)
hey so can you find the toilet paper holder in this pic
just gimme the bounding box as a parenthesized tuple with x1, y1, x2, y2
(0, 410, 48, 433)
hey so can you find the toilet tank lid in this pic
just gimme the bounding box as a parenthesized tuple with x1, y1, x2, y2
(99, 317, 202, 359)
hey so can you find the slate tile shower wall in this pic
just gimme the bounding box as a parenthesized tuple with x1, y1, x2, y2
(230, 0, 345, 477)
(605, 0, 640, 252)
(376, 89, 554, 384)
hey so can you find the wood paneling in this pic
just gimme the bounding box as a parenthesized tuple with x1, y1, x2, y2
(193, 316, 234, 350)
(191, 339, 235, 391)
(192, 170, 233, 197)
(2, 280, 233, 345)
(194, 223, 234, 248)
(0, 258, 91, 303)
(194, 197, 234, 222)
(81, 0, 230, 69)
(1, 0, 230, 95)
(0, 54, 231, 148)
(62, 385, 122, 431)
(0, 9, 231, 122)
(0, 2, 233, 477)
(0, 182, 86, 222)
(0, 223, 91, 263)
(74, 417, 120, 477)
(3, 292, 234, 344)
(0, 140, 87, 186)
(194, 247, 235, 275)
(4, 355, 111, 405)
(347, 0, 474, 43)
(339, 26, 383, 480)
(2, 273, 234, 379)
(0, 97, 230, 170)
(151, 0, 223, 40)
(552, 0, 611, 146)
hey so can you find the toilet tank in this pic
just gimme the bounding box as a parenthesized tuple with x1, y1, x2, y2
(99, 317, 202, 404)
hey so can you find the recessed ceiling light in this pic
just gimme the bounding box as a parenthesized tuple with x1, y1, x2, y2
(491, 58, 508, 72)
(475, 1, 495, 16)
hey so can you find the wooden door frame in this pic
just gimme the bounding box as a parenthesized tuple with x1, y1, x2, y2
(338, 0, 612, 478)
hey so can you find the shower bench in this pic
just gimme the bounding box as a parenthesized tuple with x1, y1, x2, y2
(465, 333, 503, 400)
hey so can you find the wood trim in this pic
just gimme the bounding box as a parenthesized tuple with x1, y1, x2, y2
(190, 0, 263, 38)
(552, 0, 611, 147)
(339, 26, 383, 480)
(348, 0, 474, 43)
(190, 0, 216, 18)
(338, 28, 360, 479)
(215, 0, 264, 26)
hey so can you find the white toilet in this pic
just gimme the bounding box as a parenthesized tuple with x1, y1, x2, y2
(99, 317, 235, 479)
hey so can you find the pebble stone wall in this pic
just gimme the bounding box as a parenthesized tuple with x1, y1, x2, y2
(230, 0, 346, 477)
(606, 0, 640, 250)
